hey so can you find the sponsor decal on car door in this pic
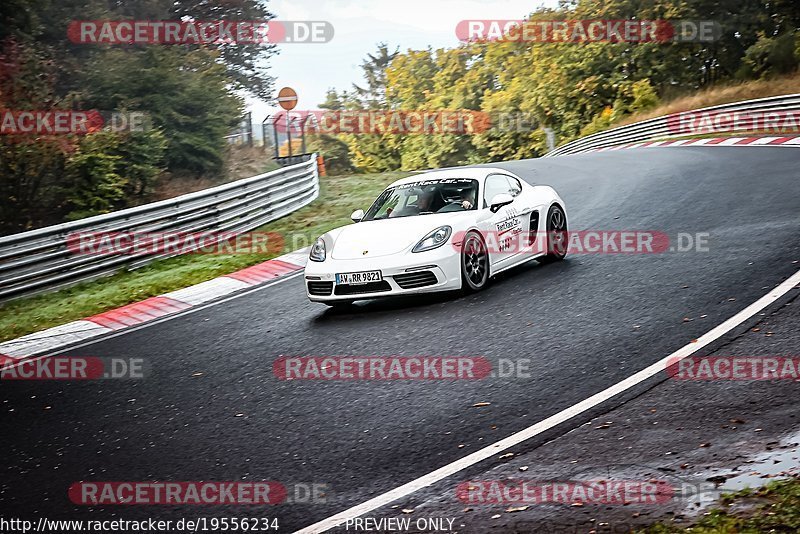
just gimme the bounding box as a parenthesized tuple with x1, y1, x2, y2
(490, 206, 524, 266)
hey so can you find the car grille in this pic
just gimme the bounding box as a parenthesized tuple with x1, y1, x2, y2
(333, 281, 392, 295)
(307, 281, 334, 296)
(394, 270, 438, 289)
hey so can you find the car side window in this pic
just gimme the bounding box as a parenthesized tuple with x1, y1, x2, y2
(483, 175, 510, 207)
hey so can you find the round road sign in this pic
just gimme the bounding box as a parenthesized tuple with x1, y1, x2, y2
(277, 87, 298, 111)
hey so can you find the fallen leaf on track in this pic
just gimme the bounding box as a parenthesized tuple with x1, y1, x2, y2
(506, 505, 529, 513)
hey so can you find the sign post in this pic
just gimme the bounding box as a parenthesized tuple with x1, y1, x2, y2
(278, 87, 299, 159)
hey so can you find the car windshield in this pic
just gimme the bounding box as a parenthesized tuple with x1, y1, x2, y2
(361, 178, 479, 221)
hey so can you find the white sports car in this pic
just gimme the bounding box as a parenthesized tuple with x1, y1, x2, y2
(304, 167, 568, 306)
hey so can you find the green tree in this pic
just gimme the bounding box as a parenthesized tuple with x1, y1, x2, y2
(737, 33, 798, 79)
(77, 47, 241, 175)
(352, 43, 399, 108)
(1, 0, 271, 232)
(307, 90, 354, 174)
(346, 43, 403, 172)
(63, 132, 126, 220)
(0, 37, 76, 233)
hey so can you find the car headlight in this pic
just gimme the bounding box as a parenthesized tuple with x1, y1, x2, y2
(309, 237, 326, 262)
(412, 226, 452, 253)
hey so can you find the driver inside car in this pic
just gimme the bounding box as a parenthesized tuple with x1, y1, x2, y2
(388, 188, 433, 217)
(437, 187, 476, 212)
(416, 190, 435, 213)
(459, 188, 475, 210)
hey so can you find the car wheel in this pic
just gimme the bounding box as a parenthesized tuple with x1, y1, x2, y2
(538, 204, 568, 263)
(461, 231, 489, 292)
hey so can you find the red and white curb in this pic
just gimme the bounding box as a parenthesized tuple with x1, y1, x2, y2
(0, 250, 309, 366)
(592, 135, 800, 152)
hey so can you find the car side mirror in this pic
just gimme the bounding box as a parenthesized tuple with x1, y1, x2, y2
(489, 193, 514, 213)
(351, 209, 365, 222)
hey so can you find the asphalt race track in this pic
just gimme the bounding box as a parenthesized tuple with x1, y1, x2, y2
(1, 146, 798, 531)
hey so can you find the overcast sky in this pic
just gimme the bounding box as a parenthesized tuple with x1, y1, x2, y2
(246, 0, 559, 120)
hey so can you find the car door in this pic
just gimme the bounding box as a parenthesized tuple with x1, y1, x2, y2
(482, 173, 528, 269)
(502, 174, 540, 258)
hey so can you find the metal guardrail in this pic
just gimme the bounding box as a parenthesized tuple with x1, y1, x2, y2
(545, 93, 800, 157)
(0, 154, 320, 302)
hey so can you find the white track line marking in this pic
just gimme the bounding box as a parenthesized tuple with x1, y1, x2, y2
(295, 270, 800, 534)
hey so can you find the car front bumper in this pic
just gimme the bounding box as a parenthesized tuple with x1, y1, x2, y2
(304, 247, 462, 302)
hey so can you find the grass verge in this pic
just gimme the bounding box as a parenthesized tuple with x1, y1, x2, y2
(640, 477, 800, 533)
(0, 170, 408, 343)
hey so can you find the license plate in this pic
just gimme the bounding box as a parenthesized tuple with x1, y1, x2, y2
(335, 270, 382, 285)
